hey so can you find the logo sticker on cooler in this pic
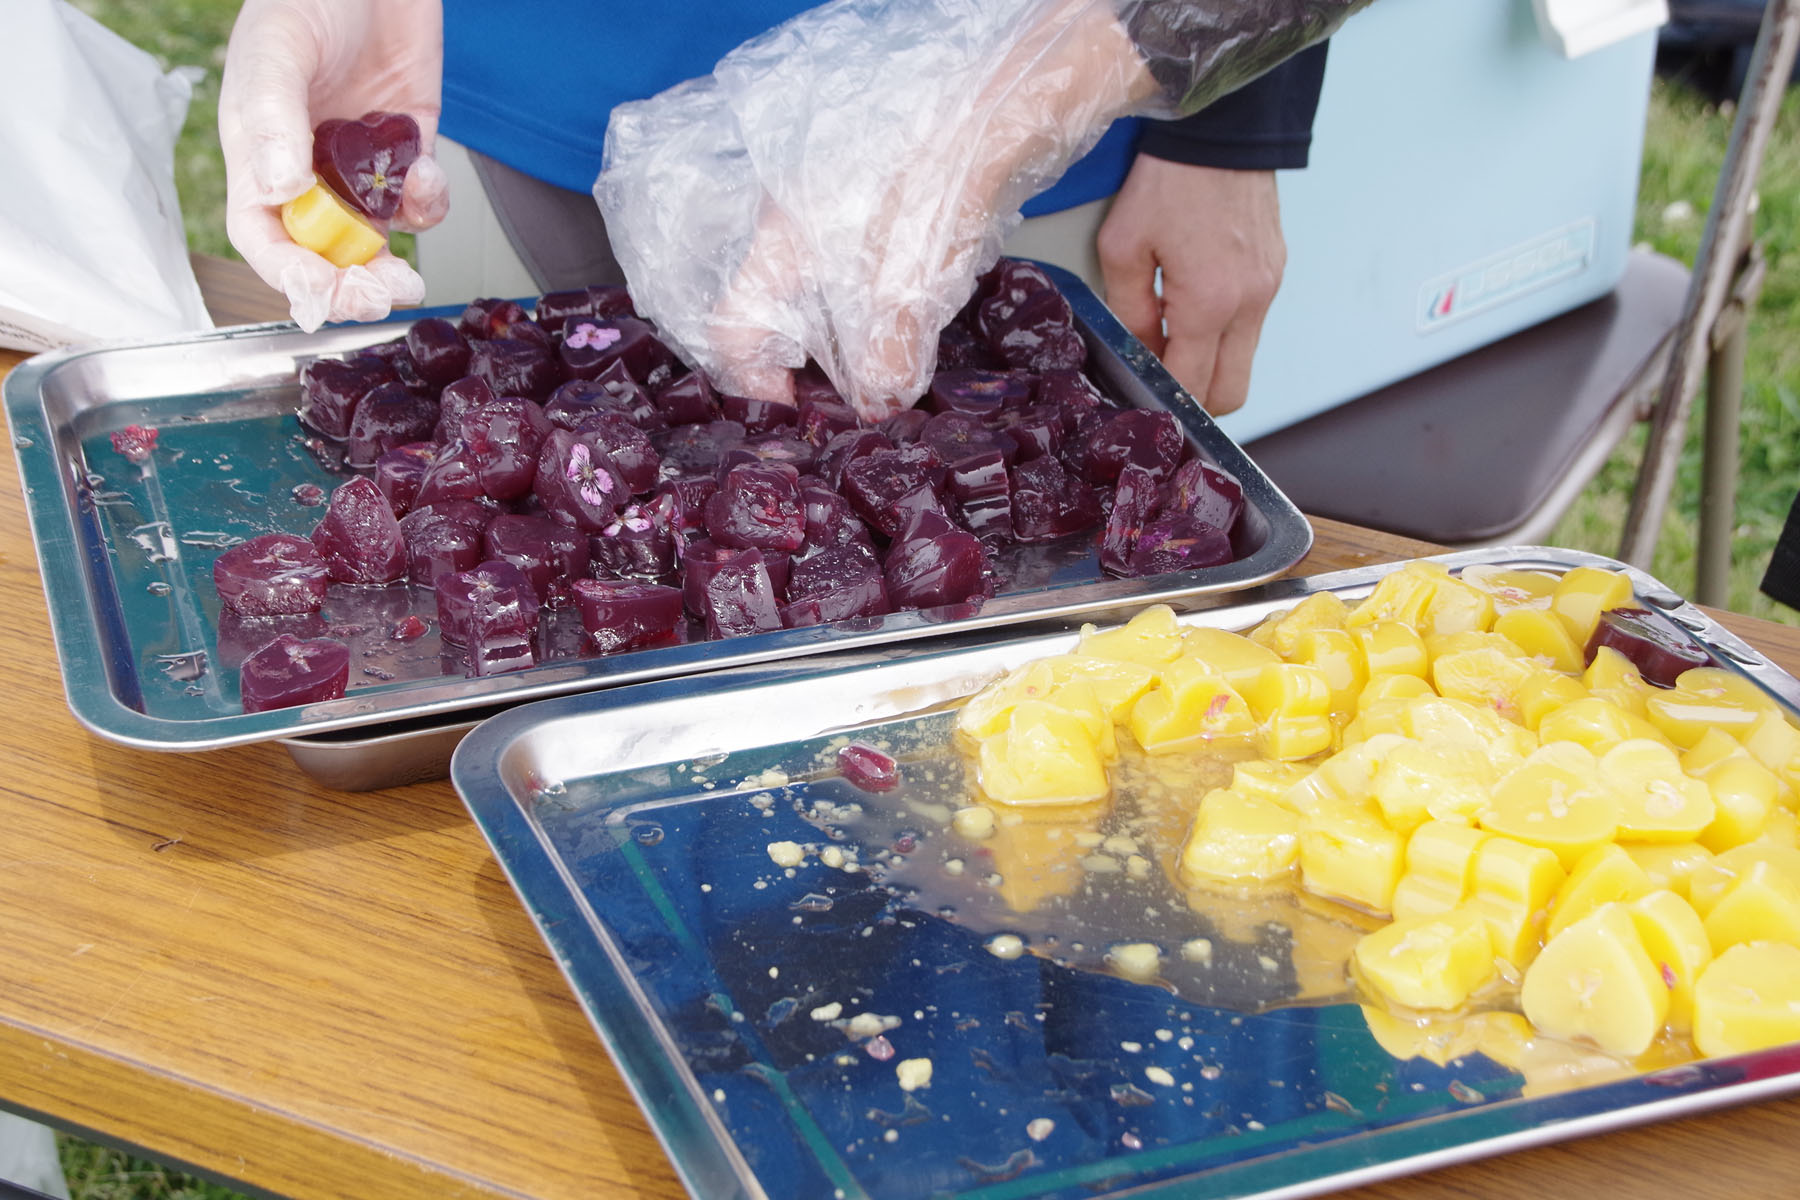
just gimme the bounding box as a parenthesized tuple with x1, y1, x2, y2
(1418, 219, 1597, 333)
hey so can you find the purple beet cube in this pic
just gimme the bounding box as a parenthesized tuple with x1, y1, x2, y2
(483, 513, 589, 609)
(656, 477, 718, 534)
(533, 428, 627, 531)
(534, 284, 633, 328)
(1168, 457, 1246, 534)
(571, 578, 686, 654)
(999, 407, 1063, 461)
(405, 316, 472, 386)
(795, 398, 862, 446)
(739, 433, 819, 476)
(436, 558, 541, 655)
(461, 397, 551, 501)
(1078, 409, 1183, 484)
(413, 438, 491, 509)
(877, 407, 931, 445)
(1009, 456, 1102, 542)
(841, 447, 946, 539)
(239, 633, 351, 713)
(373, 442, 437, 516)
(792, 368, 845, 408)
(1099, 463, 1164, 577)
(572, 411, 660, 494)
(652, 372, 720, 425)
(721, 393, 800, 434)
(948, 450, 1013, 542)
(815, 428, 893, 490)
(399, 506, 487, 586)
(934, 321, 999, 372)
(213, 532, 329, 616)
(1034, 369, 1108, 433)
(351, 339, 431, 393)
(543, 379, 628, 432)
(800, 486, 875, 555)
(884, 525, 988, 610)
(987, 286, 1087, 372)
(681, 540, 766, 616)
(926, 368, 1030, 420)
(653, 419, 746, 478)
(921, 412, 1014, 466)
(705, 464, 806, 552)
(974, 258, 1058, 341)
(1130, 513, 1233, 576)
(433, 375, 497, 442)
(216, 610, 328, 672)
(696, 554, 783, 640)
(470, 336, 564, 401)
(559, 315, 675, 384)
(838, 742, 901, 792)
(311, 476, 406, 584)
(785, 545, 889, 622)
(298, 357, 398, 441)
(345, 381, 439, 468)
(590, 495, 682, 580)
(458, 297, 530, 340)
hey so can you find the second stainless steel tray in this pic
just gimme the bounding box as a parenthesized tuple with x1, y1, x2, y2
(451, 546, 1800, 1200)
(7, 265, 1311, 758)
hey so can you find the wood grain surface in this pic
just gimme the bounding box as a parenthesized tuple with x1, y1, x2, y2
(2, 257, 1798, 1200)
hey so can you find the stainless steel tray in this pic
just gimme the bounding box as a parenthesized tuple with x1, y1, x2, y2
(451, 546, 1800, 1200)
(5, 265, 1311, 762)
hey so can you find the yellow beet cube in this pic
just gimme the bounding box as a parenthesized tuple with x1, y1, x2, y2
(1258, 713, 1335, 761)
(975, 701, 1109, 806)
(1599, 738, 1716, 842)
(1391, 821, 1489, 920)
(1644, 668, 1773, 749)
(1546, 842, 1653, 940)
(1352, 908, 1497, 1011)
(1513, 668, 1591, 733)
(280, 180, 387, 268)
(1229, 759, 1313, 808)
(1420, 573, 1498, 638)
(1390, 874, 1466, 921)
(1179, 787, 1301, 886)
(1042, 654, 1159, 722)
(1290, 628, 1367, 715)
(1126, 658, 1255, 753)
(1348, 562, 1445, 631)
(1521, 902, 1669, 1058)
(1494, 605, 1586, 674)
(1299, 798, 1405, 915)
(1400, 695, 1537, 773)
(1242, 662, 1332, 723)
(1687, 843, 1800, 916)
(1180, 627, 1280, 691)
(1627, 889, 1713, 1035)
(1042, 678, 1118, 761)
(1431, 646, 1534, 726)
(1622, 841, 1715, 901)
(1077, 604, 1187, 670)
(1467, 835, 1567, 966)
(1548, 566, 1635, 648)
(1351, 620, 1430, 680)
(1480, 746, 1619, 870)
(1537, 695, 1668, 756)
(1360, 673, 1436, 707)
(1701, 859, 1800, 953)
(956, 660, 1059, 742)
(1694, 753, 1779, 852)
(1359, 1006, 1481, 1066)
(1373, 741, 1494, 829)
(1582, 646, 1652, 717)
(1693, 941, 1800, 1058)
(1742, 708, 1800, 784)
(1460, 564, 1560, 611)
(1247, 590, 1351, 657)
(1284, 733, 1407, 814)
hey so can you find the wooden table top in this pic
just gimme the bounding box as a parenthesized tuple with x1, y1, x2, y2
(3, 257, 1800, 1200)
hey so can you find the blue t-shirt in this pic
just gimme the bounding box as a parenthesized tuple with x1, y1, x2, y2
(439, 0, 1137, 218)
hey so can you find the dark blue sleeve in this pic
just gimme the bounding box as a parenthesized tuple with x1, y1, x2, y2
(1134, 42, 1329, 172)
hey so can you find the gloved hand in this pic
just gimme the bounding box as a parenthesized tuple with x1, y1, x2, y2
(1096, 157, 1285, 417)
(218, 0, 450, 332)
(598, 0, 1369, 419)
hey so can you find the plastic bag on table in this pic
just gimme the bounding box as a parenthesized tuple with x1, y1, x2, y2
(0, 0, 211, 353)
(596, 0, 1369, 421)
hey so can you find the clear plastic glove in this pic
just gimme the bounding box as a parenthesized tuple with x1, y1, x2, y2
(218, 0, 449, 332)
(597, 0, 1370, 420)
(1096, 158, 1285, 416)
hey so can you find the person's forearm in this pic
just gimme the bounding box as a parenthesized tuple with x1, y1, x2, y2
(1119, 0, 1368, 117)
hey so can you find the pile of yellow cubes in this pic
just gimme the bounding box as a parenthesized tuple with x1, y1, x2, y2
(954, 561, 1800, 1067)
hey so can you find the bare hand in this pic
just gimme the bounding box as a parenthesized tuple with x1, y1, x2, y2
(1096, 157, 1284, 416)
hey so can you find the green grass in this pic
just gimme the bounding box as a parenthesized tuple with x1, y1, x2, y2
(1548, 78, 1800, 627)
(54, 1136, 248, 1200)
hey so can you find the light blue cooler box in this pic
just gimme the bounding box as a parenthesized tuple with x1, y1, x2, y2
(1216, 0, 1663, 446)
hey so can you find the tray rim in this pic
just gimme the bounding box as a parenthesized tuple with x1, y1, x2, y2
(449, 544, 1800, 1200)
(4, 266, 1313, 754)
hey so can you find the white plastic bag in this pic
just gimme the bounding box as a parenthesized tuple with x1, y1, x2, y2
(0, 0, 212, 352)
